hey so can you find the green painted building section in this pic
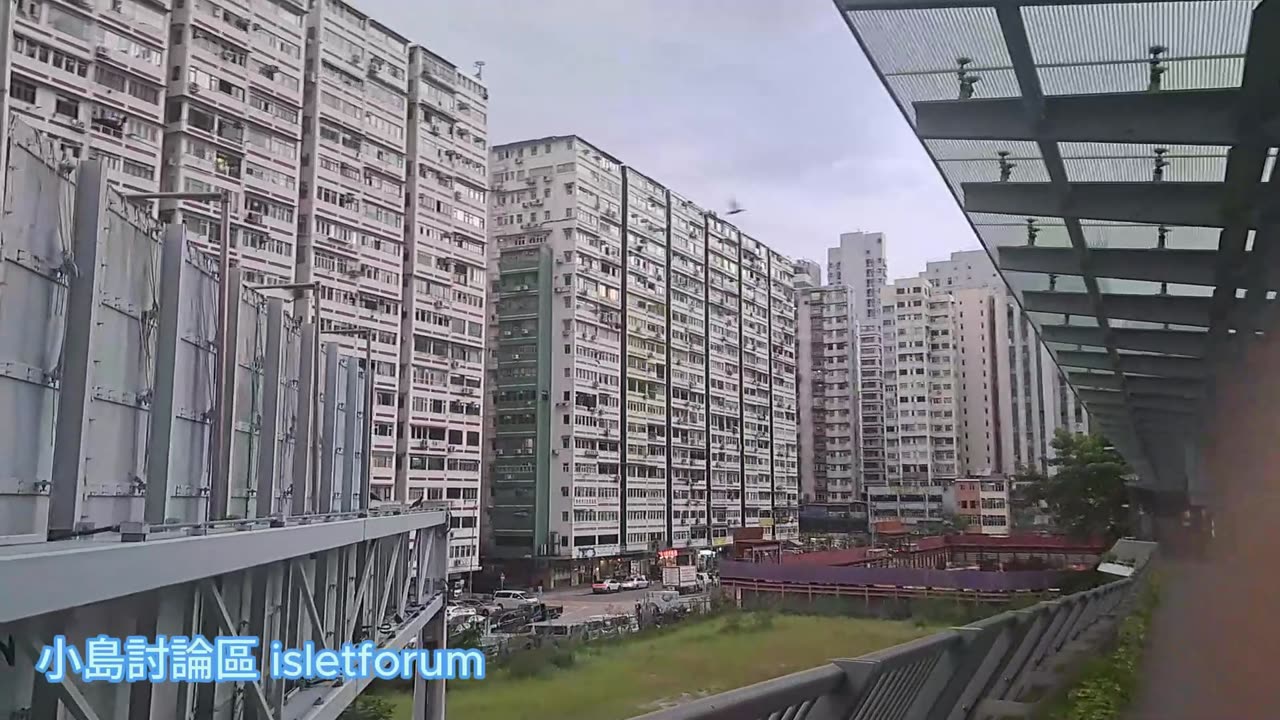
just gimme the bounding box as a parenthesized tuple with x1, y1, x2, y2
(489, 244, 554, 558)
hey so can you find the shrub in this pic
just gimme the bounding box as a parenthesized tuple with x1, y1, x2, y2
(339, 696, 394, 720)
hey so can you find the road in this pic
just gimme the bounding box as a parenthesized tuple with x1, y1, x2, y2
(542, 585, 665, 623)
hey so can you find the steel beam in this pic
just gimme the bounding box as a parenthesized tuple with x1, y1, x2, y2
(914, 90, 1272, 147)
(146, 223, 187, 524)
(209, 267, 243, 521)
(1076, 389, 1199, 413)
(962, 181, 1249, 228)
(48, 161, 107, 538)
(0, 510, 447, 623)
(341, 357, 359, 513)
(1022, 291, 1213, 327)
(318, 343, 339, 513)
(998, 246, 1220, 287)
(23, 636, 102, 720)
(290, 560, 331, 650)
(291, 323, 317, 516)
(1067, 372, 1205, 398)
(256, 299, 285, 519)
(1040, 325, 1210, 356)
(1054, 350, 1204, 379)
(198, 580, 273, 719)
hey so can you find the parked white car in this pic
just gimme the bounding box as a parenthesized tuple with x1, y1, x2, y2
(592, 579, 621, 594)
(493, 589, 540, 610)
(446, 603, 476, 621)
(620, 576, 651, 590)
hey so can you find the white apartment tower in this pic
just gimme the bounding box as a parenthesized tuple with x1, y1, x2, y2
(486, 136, 798, 586)
(924, 249, 1088, 474)
(828, 231, 888, 322)
(668, 191, 710, 550)
(868, 277, 959, 525)
(163, 0, 306, 286)
(953, 287, 1015, 476)
(796, 282, 859, 504)
(297, 0, 410, 509)
(399, 48, 489, 573)
(8, 0, 171, 192)
(767, 250, 800, 540)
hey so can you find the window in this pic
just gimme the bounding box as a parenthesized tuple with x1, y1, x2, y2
(54, 96, 79, 119)
(9, 77, 36, 104)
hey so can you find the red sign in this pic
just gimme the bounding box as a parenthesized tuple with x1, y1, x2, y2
(657, 549, 678, 560)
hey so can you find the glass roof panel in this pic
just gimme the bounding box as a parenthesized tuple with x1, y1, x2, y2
(1167, 324, 1210, 333)
(846, 7, 1011, 75)
(886, 71, 1023, 122)
(1006, 270, 1088, 293)
(939, 159, 1051, 191)
(1097, 278, 1166, 294)
(1037, 58, 1246, 96)
(1062, 156, 1226, 183)
(1028, 311, 1100, 327)
(974, 221, 1072, 249)
(1047, 342, 1110, 354)
(1080, 222, 1221, 250)
(1022, 1, 1258, 65)
(925, 139, 1042, 161)
(1164, 283, 1216, 297)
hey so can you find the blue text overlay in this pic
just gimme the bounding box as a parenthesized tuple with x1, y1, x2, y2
(35, 635, 485, 683)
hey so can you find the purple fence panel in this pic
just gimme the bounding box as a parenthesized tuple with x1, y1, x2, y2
(720, 560, 1066, 591)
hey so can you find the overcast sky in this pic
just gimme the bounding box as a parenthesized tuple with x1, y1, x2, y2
(364, 0, 979, 280)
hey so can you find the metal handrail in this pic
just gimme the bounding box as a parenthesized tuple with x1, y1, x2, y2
(630, 571, 1145, 720)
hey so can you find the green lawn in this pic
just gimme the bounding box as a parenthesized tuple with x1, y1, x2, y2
(382, 613, 940, 720)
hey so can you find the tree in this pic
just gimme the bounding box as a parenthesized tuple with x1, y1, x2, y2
(1016, 430, 1131, 540)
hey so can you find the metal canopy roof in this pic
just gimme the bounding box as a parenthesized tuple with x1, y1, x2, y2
(834, 0, 1280, 502)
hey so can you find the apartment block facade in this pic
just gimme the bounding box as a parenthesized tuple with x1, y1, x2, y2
(4, 0, 489, 575)
(867, 277, 959, 525)
(924, 250, 1088, 474)
(486, 136, 798, 586)
(796, 282, 860, 504)
(8, 0, 171, 192)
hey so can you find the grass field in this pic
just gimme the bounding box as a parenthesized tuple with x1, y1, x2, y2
(379, 613, 940, 720)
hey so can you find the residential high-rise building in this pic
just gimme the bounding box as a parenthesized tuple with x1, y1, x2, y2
(4, 0, 490, 576)
(923, 250, 1088, 474)
(952, 287, 1015, 476)
(827, 231, 887, 322)
(867, 277, 959, 525)
(164, 0, 307, 286)
(8, 0, 171, 193)
(767, 249, 800, 541)
(399, 47, 490, 572)
(796, 282, 859, 504)
(485, 136, 798, 587)
(297, 1, 411, 507)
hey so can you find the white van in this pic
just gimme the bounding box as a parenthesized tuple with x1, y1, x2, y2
(493, 589, 539, 610)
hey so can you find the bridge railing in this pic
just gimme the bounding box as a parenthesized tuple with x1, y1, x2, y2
(631, 570, 1144, 720)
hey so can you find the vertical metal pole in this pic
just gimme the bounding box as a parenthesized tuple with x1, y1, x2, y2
(0, 0, 13, 203)
(311, 288, 323, 513)
(145, 223, 186, 524)
(48, 160, 106, 539)
(209, 194, 234, 520)
(341, 356, 359, 513)
(318, 343, 339, 513)
(363, 333, 374, 510)
(291, 322, 315, 517)
(255, 299, 284, 519)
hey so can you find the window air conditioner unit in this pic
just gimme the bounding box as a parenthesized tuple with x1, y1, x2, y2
(95, 45, 110, 57)
(246, 212, 264, 225)
(189, 83, 202, 94)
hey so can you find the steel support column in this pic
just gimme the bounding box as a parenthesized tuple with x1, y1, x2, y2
(48, 161, 107, 539)
(255, 299, 284, 519)
(209, 267, 243, 521)
(412, 610, 446, 720)
(291, 323, 316, 516)
(145, 223, 186, 525)
(318, 343, 339, 513)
